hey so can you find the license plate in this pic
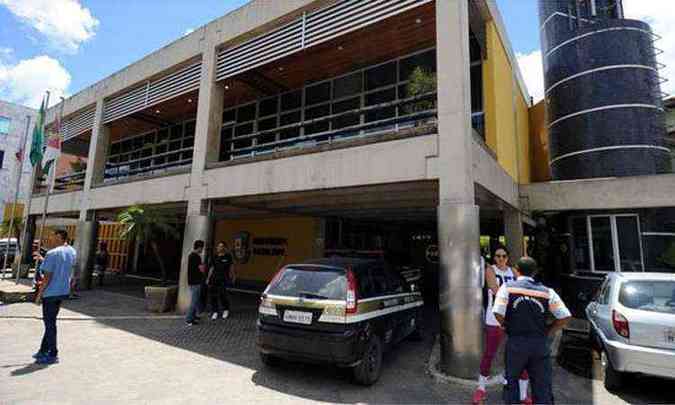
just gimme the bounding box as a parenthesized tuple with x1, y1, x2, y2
(283, 310, 313, 325)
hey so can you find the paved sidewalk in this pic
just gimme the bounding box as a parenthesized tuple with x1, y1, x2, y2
(0, 289, 671, 404)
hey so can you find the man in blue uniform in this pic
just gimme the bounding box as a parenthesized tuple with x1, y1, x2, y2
(492, 257, 571, 405)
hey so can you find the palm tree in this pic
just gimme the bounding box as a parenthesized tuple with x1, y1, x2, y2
(117, 205, 180, 282)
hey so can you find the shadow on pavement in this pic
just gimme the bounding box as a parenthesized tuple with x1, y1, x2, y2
(10, 363, 48, 376)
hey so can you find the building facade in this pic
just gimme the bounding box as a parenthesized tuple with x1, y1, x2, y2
(0, 100, 36, 223)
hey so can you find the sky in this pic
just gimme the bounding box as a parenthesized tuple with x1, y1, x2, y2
(0, 0, 674, 109)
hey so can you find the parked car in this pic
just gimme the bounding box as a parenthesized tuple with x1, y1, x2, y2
(0, 238, 18, 269)
(586, 272, 675, 390)
(256, 257, 424, 385)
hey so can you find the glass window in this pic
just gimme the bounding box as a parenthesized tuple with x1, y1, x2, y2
(332, 97, 361, 130)
(366, 61, 397, 91)
(591, 217, 616, 271)
(133, 136, 144, 150)
(258, 117, 277, 132)
(281, 90, 302, 111)
(619, 280, 675, 314)
(306, 82, 331, 106)
(399, 50, 436, 82)
(267, 266, 347, 300)
(259, 97, 278, 117)
(110, 142, 120, 156)
(237, 104, 256, 122)
(369, 267, 389, 296)
(572, 217, 591, 270)
(170, 125, 183, 140)
(0, 117, 9, 134)
(184, 121, 196, 137)
(157, 129, 169, 143)
(471, 63, 483, 113)
(222, 109, 236, 124)
(144, 132, 156, 145)
(334, 72, 363, 99)
(235, 123, 254, 138)
(280, 111, 301, 126)
(0, 150, 4, 169)
(617, 216, 643, 271)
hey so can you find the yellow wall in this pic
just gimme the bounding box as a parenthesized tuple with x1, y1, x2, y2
(213, 216, 320, 283)
(482, 21, 532, 184)
(3, 203, 24, 221)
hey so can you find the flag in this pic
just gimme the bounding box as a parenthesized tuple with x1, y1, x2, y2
(42, 130, 62, 174)
(29, 97, 46, 167)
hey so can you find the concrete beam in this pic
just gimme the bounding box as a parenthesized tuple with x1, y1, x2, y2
(88, 174, 189, 211)
(472, 136, 519, 209)
(30, 192, 82, 216)
(205, 135, 438, 199)
(521, 173, 675, 212)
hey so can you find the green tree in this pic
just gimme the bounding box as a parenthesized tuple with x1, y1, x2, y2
(117, 205, 180, 282)
(405, 66, 437, 116)
(0, 216, 24, 250)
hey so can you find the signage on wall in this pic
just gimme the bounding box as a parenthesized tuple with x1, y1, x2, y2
(233, 231, 251, 264)
(425, 244, 439, 264)
(232, 232, 288, 263)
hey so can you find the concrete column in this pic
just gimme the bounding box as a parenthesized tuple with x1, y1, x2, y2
(75, 218, 98, 290)
(80, 99, 109, 221)
(190, 39, 225, 187)
(176, 210, 213, 313)
(435, 0, 483, 379)
(437, 203, 483, 378)
(504, 208, 524, 260)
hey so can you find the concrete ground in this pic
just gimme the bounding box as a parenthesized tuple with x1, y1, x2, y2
(1, 288, 673, 404)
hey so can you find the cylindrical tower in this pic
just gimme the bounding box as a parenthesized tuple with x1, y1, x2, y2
(539, 0, 671, 180)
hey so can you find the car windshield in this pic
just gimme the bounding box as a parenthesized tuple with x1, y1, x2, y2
(619, 280, 675, 314)
(267, 266, 347, 300)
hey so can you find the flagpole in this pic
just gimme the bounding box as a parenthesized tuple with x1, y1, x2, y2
(2, 115, 32, 278)
(36, 96, 63, 256)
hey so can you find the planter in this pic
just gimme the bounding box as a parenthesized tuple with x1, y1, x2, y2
(144, 285, 178, 313)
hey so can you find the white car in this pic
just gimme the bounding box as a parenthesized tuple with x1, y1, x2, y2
(586, 272, 675, 390)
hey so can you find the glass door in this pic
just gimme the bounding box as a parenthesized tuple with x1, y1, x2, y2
(581, 214, 644, 272)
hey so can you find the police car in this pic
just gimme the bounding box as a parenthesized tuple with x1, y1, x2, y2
(256, 257, 424, 385)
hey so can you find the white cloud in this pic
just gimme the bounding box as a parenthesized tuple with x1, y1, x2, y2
(623, 0, 675, 97)
(0, 0, 99, 53)
(517, 50, 545, 103)
(183, 28, 195, 36)
(0, 55, 71, 108)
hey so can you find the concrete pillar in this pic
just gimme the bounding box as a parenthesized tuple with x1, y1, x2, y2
(190, 38, 225, 187)
(75, 218, 98, 290)
(80, 99, 109, 221)
(437, 203, 483, 378)
(435, 0, 483, 379)
(504, 208, 524, 260)
(176, 210, 213, 313)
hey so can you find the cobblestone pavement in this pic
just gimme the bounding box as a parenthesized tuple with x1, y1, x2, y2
(1, 289, 673, 404)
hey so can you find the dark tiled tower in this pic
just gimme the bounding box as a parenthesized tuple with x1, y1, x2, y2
(539, 0, 671, 180)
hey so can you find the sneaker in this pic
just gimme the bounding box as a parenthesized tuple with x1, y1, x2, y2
(35, 355, 59, 365)
(472, 388, 486, 405)
(223, 310, 229, 319)
(186, 320, 199, 326)
(32, 351, 46, 359)
(211, 313, 218, 321)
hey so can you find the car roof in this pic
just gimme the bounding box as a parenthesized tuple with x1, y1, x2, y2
(613, 272, 675, 281)
(291, 257, 381, 269)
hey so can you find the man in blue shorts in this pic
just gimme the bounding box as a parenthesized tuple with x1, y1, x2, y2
(33, 229, 77, 365)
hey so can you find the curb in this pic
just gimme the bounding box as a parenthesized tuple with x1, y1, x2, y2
(426, 336, 504, 388)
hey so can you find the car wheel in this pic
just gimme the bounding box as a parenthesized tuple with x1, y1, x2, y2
(260, 352, 279, 367)
(601, 350, 623, 391)
(353, 335, 383, 386)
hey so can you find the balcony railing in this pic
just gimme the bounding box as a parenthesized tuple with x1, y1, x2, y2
(222, 91, 439, 160)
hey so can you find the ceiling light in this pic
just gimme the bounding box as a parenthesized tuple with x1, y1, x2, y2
(278, 67, 284, 71)
(416, 18, 422, 24)
(338, 45, 344, 51)
(187, 98, 193, 103)
(225, 85, 230, 90)
(155, 109, 161, 114)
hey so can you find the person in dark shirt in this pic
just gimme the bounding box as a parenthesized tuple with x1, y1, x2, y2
(94, 241, 109, 287)
(186, 240, 205, 326)
(207, 241, 236, 320)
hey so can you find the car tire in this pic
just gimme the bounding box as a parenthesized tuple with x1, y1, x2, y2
(353, 335, 383, 386)
(601, 350, 623, 391)
(260, 352, 279, 367)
